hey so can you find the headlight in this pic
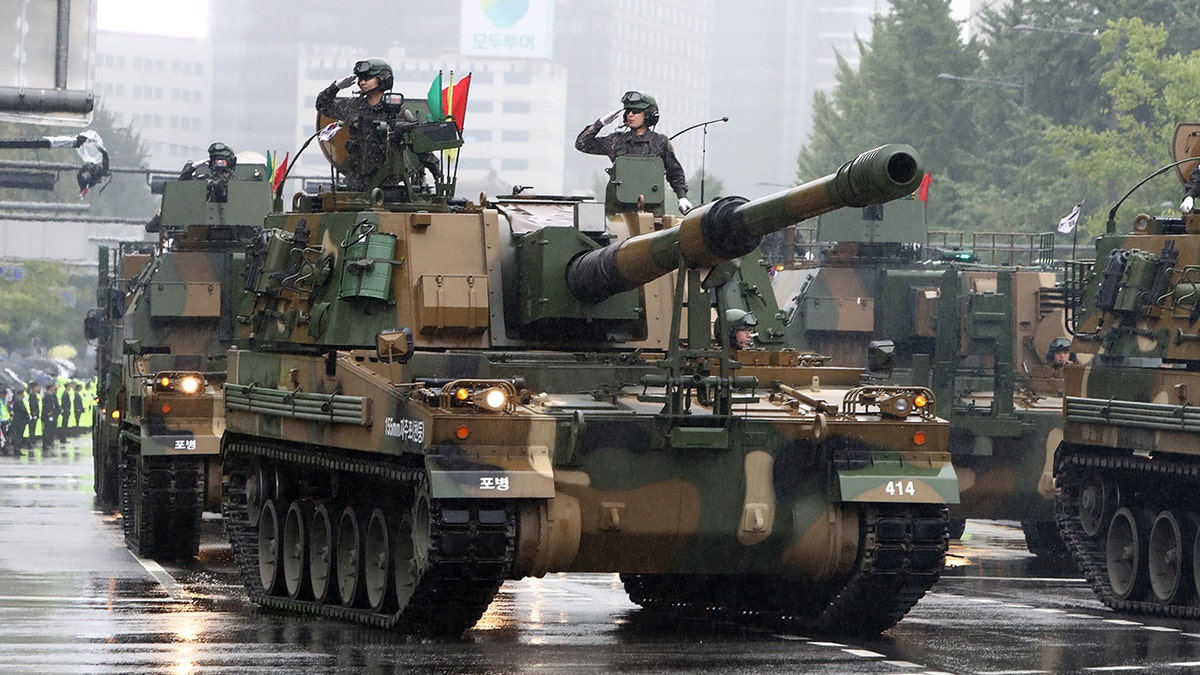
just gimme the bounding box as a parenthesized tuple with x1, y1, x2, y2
(879, 395, 913, 418)
(179, 375, 203, 395)
(474, 387, 509, 412)
(153, 372, 207, 395)
(439, 380, 517, 413)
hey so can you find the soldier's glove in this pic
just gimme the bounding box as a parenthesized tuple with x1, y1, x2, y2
(600, 108, 623, 126)
(678, 197, 693, 214)
(1183, 196, 1195, 214)
(335, 75, 356, 90)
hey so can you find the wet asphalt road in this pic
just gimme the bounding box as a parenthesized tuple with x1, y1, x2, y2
(5, 440, 1200, 674)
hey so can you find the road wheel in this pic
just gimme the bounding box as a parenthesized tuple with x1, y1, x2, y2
(257, 498, 282, 595)
(282, 499, 312, 600)
(1079, 472, 1117, 538)
(246, 461, 268, 528)
(1106, 507, 1150, 601)
(309, 502, 336, 604)
(364, 507, 392, 612)
(395, 481, 432, 612)
(1148, 509, 1192, 605)
(335, 504, 365, 607)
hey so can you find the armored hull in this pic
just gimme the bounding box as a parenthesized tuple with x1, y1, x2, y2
(220, 143, 959, 635)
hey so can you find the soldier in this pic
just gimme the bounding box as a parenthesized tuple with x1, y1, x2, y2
(316, 57, 442, 191)
(179, 142, 237, 181)
(721, 309, 757, 350)
(1181, 164, 1200, 214)
(41, 381, 60, 456)
(9, 389, 29, 456)
(575, 90, 692, 214)
(1046, 337, 1072, 370)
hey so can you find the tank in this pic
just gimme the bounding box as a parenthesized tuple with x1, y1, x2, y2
(765, 199, 1071, 557)
(1054, 123, 1200, 615)
(220, 113, 957, 637)
(86, 155, 271, 559)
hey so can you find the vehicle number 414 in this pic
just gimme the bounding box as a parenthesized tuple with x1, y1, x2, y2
(885, 480, 916, 496)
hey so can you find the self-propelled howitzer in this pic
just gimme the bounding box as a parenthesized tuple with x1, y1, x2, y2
(222, 139, 955, 637)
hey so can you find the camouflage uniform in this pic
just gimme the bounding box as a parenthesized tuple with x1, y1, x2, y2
(575, 122, 689, 200)
(1186, 165, 1200, 200)
(316, 83, 441, 191)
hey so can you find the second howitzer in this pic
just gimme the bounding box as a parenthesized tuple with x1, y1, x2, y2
(222, 138, 957, 636)
(88, 156, 270, 559)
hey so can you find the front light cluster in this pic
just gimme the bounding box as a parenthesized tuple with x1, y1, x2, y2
(844, 386, 935, 419)
(438, 379, 518, 413)
(152, 372, 207, 395)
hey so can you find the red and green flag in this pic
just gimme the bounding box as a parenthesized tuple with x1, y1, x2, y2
(426, 70, 471, 131)
(441, 72, 471, 132)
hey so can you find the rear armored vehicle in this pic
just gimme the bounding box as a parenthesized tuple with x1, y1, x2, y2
(766, 199, 1069, 555)
(220, 94, 957, 635)
(87, 149, 270, 558)
(1055, 124, 1200, 614)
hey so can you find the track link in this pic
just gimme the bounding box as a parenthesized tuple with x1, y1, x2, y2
(622, 503, 948, 634)
(1056, 448, 1200, 619)
(120, 442, 205, 560)
(222, 438, 515, 635)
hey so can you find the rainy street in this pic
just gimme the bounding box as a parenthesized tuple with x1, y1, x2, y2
(4, 441, 1200, 675)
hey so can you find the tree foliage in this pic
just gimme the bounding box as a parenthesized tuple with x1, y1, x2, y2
(799, 0, 1200, 237)
(0, 261, 91, 356)
(1045, 18, 1200, 233)
(798, 0, 981, 229)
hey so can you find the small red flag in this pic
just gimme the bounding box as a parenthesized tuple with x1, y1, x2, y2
(917, 172, 932, 203)
(272, 151, 289, 192)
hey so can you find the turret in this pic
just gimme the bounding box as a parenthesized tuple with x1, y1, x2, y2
(566, 144, 921, 303)
(240, 144, 921, 351)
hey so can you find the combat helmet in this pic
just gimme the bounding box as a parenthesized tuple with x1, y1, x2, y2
(621, 90, 659, 126)
(718, 308, 758, 344)
(353, 57, 394, 91)
(1046, 336, 1071, 363)
(207, 142, 236, 173)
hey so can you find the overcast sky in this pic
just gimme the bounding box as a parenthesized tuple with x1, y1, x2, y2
(95, 0, 970, 40)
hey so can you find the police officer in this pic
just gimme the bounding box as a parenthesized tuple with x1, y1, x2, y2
(316, 57, 442, 191)
(576, 90, 691, 214)
(26, 380, 40, 444)
(9, 389, 29, 456)
(41, 381, 60, 456)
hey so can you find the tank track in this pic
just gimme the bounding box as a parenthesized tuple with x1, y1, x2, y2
(222, 438, 515, 635)
(622, 504, 948, 634)
(119, 441, 204, 560)
(1056, 449, 1200, 619)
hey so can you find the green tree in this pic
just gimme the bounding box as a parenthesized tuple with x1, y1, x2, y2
(797, 0, 981, 229)
(1044, 17, 1200, 234)
(0, 261, 90, 356)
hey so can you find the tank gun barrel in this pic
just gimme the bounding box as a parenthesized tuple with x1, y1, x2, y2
(566, 144, 921, 304)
